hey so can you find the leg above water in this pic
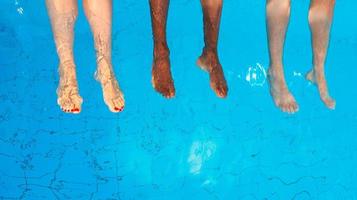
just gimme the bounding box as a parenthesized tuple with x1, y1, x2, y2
(197, 0, 228, 98)
(149, 0, 175, 98)
(83, 0, 125, 112)
(306, 0, 336, 110)
(46, 0, 83, 114)
(266, 0, 298, 114)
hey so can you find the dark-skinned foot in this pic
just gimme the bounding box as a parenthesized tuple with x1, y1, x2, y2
(196, 49, 228, 98)
(151, 51, 175, 98)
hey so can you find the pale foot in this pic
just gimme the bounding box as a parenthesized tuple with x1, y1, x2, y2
(268, 68, 299, 114)
(57, 63, 83, 114)
(95, 59, 125, 113)
(196, 49, 228, 98)
(306, 70, 336, 109)
(151, 50, 175, 98)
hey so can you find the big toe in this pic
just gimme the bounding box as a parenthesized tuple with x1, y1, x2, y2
(61, 102, 80, 114)
(323, 97, 336, 110)
(279, 100, 298, 114)
(153, 80, 175, 98)
(161, 85, 176, 98)
(210, 74, 228, 98)
(280, 103, 290, 113)
(112, 96, 125, 112)
(213, 83, 228, 98)
(288, 102, 299, 114)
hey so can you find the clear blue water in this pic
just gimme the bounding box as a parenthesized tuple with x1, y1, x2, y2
(1, 0, 357, 199)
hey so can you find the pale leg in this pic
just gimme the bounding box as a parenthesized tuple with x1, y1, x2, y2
(266, 0, 298, 114)
(306, 0, 336, 109)
(83, 0, 125, 112)
(46, 0, 83, 114)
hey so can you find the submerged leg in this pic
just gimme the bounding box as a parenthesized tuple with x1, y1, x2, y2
(83, 0, 124, 112)
(149, 0, 175, 98)
(46, 0, 83, 114)
(266, 0, 298, 114)
(197, 0, 228, 98)
(306, 0, 336, 109)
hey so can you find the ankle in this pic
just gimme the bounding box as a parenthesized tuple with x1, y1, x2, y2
(268, 67, 283, 77)
(201, 47, 219, 61)
(203, 46, 218, 55)
(60, 60, 75, 68)
(154, 42, 169, 58)
(312, 68, 326, 80)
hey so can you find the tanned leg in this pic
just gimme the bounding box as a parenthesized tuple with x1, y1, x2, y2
(149, 0, 175, 98)
(266, 0, 298, 114)
(197, 0, 228, 98)
(83, 0, 125, 112)
(306, 0, 336, 109)
(46, 0, 83, 114)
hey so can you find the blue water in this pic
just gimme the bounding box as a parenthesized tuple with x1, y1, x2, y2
(1, 0, 357, 199)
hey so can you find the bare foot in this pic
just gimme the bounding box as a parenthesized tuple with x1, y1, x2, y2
(95, 59, 125, 113)
(196, 49, 228, 98)
(268, 68, 299, 114)
(57, 62, 83, 114)
(306, 69, 336, 109)
(151, 50, 175, 98)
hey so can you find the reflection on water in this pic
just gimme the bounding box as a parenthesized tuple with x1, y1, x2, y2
(245, 63, 267, 87)
(188, 140, 217, 175)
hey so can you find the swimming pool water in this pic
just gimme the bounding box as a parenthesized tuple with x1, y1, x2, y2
(1, 0, 357, 199)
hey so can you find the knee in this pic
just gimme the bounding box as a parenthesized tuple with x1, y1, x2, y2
(201, 0, 223, 8)
(309, 0, 335, 24)
(267, 0, 291, 17)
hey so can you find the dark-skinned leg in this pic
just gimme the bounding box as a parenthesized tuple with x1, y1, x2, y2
(149, 0, 175, 98)
(197, 0, 228, 98)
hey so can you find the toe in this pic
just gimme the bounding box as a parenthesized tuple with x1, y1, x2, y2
(288, 105, 295, 114)
(108, 102, 118, 113)
(211, 82, 227, 98)
(113, 98, 125, 112)
(160, 84, 175, 98)
(285, 105, 292, 114)
(217, 85, 228, 98)
(324, 98, 336, 110)
(290, 102, 298, 113)
(166, 87, 175, 98)
(281, 104, 289, 113)
(72, 107, 81, 114)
